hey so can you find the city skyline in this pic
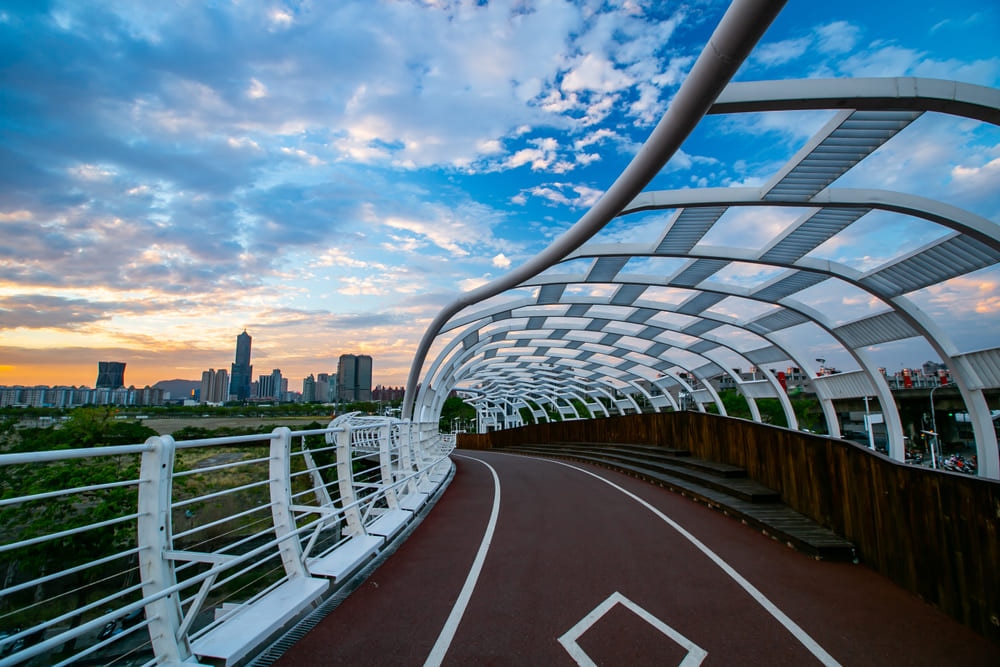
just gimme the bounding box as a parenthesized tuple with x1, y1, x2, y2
(2, 1, 997, 390)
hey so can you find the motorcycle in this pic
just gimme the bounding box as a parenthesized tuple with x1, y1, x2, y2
(97, 608, 145, 640)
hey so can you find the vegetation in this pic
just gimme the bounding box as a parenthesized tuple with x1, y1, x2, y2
(0, 409, 335, 635)
(0, 399, 401, 425)
(439, 396, 476, 432)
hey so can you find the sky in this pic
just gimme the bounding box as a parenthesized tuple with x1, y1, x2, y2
(1, 0, 998, 391)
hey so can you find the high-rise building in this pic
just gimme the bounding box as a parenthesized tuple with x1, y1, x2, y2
(356, 355, 372, 402)
(313, 372, 337, 402)
(336, 354, 372, 402)
(200, 368, 230, 404)
(95, 361, 126, 389)
(229, 330, 253, 401)
(256, 368, 283, 401)
(302, 374, 316, 403)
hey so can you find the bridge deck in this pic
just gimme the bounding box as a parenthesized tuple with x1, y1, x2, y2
(274, 450, 1000, 666)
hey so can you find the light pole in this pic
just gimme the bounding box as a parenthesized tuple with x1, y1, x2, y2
(928, 385, 940, 469)
(863, 395, 872, 449)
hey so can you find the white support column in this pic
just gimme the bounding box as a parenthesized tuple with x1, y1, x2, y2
(335, 426, 363, 536)
(395, 422, 418, 494)
(378, 423, 400, 509)
(819, 397, 842, 438)
(137, 435, 192, 663)
(269, 427, 309, 579)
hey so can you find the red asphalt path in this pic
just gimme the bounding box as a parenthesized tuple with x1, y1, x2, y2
(276, 450, 1000, 666)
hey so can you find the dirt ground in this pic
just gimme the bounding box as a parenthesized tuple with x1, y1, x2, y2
(141, 416, 332, 436)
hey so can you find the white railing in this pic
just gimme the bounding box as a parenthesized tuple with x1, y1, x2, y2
(0, 414, 453, 666)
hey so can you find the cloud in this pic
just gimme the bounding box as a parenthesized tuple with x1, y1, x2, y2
(814, 21, 860, 55)
(753, 37, 811, 68)
(2, 1, 994, 389)
(0, 294, 109, 330)
(515, 182, 604, 209)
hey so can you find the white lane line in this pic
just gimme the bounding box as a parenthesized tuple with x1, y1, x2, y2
(423, 454, 501, 667)
(545, 458, 841, 667)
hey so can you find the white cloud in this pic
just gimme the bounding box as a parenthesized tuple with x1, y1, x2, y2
(952, 156, 1000, 191)
(268, 8, 294, 29)
(562, 53, 632, 94)
(338, 276, 387, 296)
(280, 147, 324, 166)
(492, 253, 512, 269)
(518, 182, 603, 209)
(753, 37, 811, 67)
(458, 276, 490, 291)
(247, 78, 268, 99)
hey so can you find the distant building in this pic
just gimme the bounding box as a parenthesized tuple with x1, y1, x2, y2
(315, 372, 335, 402)
(95, 361, 126, 389)
(200, 368, 230, 404)
(373, 385, 404, 402)
(229, 330, 253, 401)
(336, 354, 372, 402)
(256, 368, 283, 401)
(0, 384, 164, 407)
(302, 374, 316, 403)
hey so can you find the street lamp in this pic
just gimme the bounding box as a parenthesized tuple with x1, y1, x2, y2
(928, 385, 940, 469)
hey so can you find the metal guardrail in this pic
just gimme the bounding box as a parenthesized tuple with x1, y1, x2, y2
(0, 414, 453, 666)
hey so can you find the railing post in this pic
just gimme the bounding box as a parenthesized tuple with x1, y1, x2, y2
(335, 426, 364, 536)
(395, 422, 418, 494)
(137, 435, 192, 663)
(269, 427, 309, 578)
(378, 423, 400, 509)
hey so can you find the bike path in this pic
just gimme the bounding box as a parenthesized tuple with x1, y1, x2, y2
(275, 450, 1000, 666)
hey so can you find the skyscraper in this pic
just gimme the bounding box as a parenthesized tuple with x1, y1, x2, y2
(95, 361, 126, 389)
(200, 368, 230, 403)
(229, 330, 253, 401)
(336, 354, 372, 402)
(256, 368, 283, 401)
(356, 355, 372, 402)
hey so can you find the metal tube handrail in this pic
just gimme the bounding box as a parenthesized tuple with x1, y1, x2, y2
(0, 412, 452, 666)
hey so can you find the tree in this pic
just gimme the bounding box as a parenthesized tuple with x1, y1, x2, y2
(0, 410, 156, 639)
(439, 396, 476, 432)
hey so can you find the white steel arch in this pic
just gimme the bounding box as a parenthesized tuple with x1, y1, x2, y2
(403, 0, 1000, 479)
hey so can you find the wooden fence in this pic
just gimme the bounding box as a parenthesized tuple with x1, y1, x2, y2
(459, 412, 1000, 643)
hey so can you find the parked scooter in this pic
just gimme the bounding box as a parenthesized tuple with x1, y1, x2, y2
(942, 453, 977, 474)
(97, 608, 145, 640)
(0, 627, 45, 658)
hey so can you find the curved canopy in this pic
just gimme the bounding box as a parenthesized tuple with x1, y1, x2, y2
(404, 0, 1000, 479)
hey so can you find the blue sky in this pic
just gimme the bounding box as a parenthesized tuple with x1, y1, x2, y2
(1, 0, 998, 390)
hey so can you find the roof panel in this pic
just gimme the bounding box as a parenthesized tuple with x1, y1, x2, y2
(834, 311, 921, 348)
(655, 207, 728, 254)
(763, 110, 922, 201)
(861, 233, 1000, 297)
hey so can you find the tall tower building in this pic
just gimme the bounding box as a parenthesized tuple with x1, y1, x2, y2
(302, 374, 316, 403)
(315, 373, 330, 402)
(256, 369, 283, 400)
(356, 355, 372, 402)
(336, 354, 373, 402)
(336, 355, 355, 401)
(200, 368, 230, 403)
(95, 361, 126, 389)
(229, 330, 253, 401)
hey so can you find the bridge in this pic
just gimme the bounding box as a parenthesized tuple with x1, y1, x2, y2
(2, 0, 1000, 664)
